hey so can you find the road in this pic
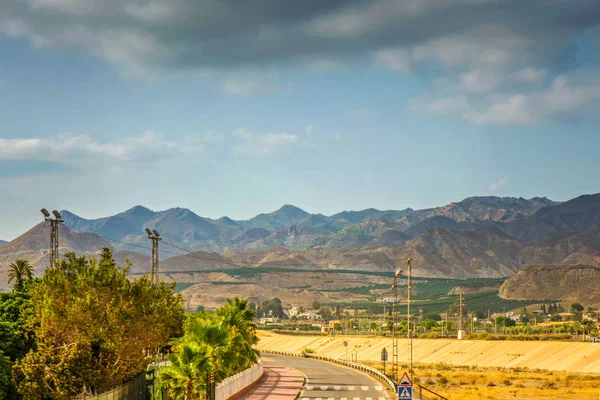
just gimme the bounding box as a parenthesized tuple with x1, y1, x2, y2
(262, 354, 393, 400)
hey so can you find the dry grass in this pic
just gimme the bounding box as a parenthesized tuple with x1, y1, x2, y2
(364, 360, 600, 399)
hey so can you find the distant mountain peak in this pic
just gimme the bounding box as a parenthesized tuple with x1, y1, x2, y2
(124, 205, 153, 214)
(276, 204, 308, 216)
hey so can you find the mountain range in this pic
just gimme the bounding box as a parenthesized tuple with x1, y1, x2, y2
(0, 193, 598, 291)
(58, 195, 568, 254)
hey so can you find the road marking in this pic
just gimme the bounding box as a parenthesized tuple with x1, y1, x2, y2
(378, 397, 386, 400)
(375, 386, 383, 391)
(320, 385, 328, 390)
(306, 386, 314, 390)
(327, 398, 335, 400)
(348, 386, 355, 391)
(361, 386, 369, 391)
(353, 397, 360, 400)
(334, 385, 342, 390)
(366, 397, 373, 400)
(341, 398, 347, 400)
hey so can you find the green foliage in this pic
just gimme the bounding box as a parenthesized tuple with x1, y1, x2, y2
(258, 298, 285, 318)
(301, 348, 315, 357)
(7, 259, 34, 291)
(421, 319, 439, 330)
(160, 297, 258, 399)
(495, 316, 516, 327)
(0, 350, 13, 400)
(571, 302, 584, 313)
(423, 313, 442, 321)
(13, 249, 185, 399)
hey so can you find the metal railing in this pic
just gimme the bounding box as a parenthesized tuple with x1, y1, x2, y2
(84, 371, 147, 400)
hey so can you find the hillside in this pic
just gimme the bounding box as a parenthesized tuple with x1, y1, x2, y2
(501, 194, 600, 243)
(58, 195, 564, 253)
(498, 264, 600, 306)
(0, 222, 111, 290)
(0, 240, 6, 246)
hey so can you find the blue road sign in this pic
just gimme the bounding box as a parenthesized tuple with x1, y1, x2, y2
(398, 386, 412, 399)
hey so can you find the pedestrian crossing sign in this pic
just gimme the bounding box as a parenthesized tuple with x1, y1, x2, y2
(398, 386, 412, 399)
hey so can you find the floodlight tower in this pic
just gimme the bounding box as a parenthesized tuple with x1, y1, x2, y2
(392, 267, 402, 383)
(41, 209, 63, 267)
(145, 228, 162, 284)
(407, 257, 413, 374)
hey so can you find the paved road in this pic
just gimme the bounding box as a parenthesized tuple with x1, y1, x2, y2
(262, 354, 393, 400)
(239, 364, 304, 400)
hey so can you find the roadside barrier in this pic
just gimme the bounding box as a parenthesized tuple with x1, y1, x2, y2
(215, 360, 264, 400)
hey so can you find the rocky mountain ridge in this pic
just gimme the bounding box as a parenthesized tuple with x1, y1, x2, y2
(57, 195, 572, 253)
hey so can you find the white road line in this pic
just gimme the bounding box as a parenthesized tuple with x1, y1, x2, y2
(348, 386, 355, 391)
(375, 386, 383, 391)
(366, 397, 373, 400)
(306, 386, 314, 391)
(378, 397, 386, 400)
(327, 397, 335, 400)
(334, 385, 342, 390)
(353, 397, 360, 400)
(340, 398, 347, 400)
(320, 385, 328, 390)
(361, 386, 369, 391)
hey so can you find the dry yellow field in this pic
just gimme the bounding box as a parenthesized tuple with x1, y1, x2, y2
(257, 331, 600, 373)
(258, 332, 600, 399)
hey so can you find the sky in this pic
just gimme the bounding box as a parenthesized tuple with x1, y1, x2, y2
(1, 0, 600, 240)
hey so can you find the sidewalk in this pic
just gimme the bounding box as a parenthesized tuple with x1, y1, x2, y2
(238, 366, 304, 400)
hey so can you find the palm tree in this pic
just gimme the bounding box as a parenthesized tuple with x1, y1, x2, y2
(7, 259, 33, 290)
(187, 317, 244, 381)
(159, 343, 211, 400)
(216, 297, 259, 368)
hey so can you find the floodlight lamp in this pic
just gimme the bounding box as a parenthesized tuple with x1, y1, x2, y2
(152, 229, 160, 237)
(145, 228, 153, 236)
(41, 208, 51, 217)
(52, 210, 62, 219)
(395, 269, 402, 278)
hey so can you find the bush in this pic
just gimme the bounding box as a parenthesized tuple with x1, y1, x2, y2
(503, 379, 512, 386)
(438, 377, 448, 385)
(487, 381, 496, 387)
(301, 348, 315, 357)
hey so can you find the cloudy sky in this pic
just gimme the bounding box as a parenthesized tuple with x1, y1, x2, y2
(1, 0, 599, 240)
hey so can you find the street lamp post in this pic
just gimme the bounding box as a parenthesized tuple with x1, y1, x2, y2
(392, 268, 402, 383)
(41, 209, 63, 267)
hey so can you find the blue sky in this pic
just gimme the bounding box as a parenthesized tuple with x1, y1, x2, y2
(1, 0, 600, 240)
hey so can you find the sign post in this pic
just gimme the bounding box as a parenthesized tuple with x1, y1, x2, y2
(343, 341, 348, 362)
(381, 348, 388, 375)
(398, 372, 413, 400)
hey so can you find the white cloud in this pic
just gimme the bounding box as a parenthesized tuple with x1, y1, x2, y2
(223, 71, 293, 95)
(512, 67, 546, 83)
(460, 69, 500, 93)
(416, 96, 470, 116)
(0, 131, 204, 163)
(542, 75, 600, 112)
(467, 94, 537, 125)
(233, 129, 298, 155)
(488, 178, 509, 192)
(374, 49, 411, 72)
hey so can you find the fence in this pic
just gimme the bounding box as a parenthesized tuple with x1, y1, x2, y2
(84, 371, 148, 400)
(215, 360, 264, 400)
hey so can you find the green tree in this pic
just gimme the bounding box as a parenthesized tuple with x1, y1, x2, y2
(312, 301, 321, 311)
(0, 350, 13, 400)
(216, 297, 258, 369)
(333, 322, 341, 332)
(14, 249, 184, 399)
(159, 343, 211, 400)
(423, 313, 442, 322)
(370, 322, 378, 333)
(571, 303, 584, 313)
(7, 260, 33, 291)
(495, 316, 516, 327)
(421, 319, 438, 330)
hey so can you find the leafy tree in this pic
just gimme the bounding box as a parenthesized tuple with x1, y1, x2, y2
(0, 350, 13, 400)
(423, 313, 442, 322)
(196, 305, 205, 313)
(7, 260, 33, 291)
(421, 319, 438, 330)
(261, 298, 285, 319)
(14, 249, 184, 398)
(550, 314, 562, 322)
(495, 316, 516, 327)
(312, 301, 321, 311)
(333, 322, 341, 332)
(216, 297, 258, 369)
(571, 303, 584, 313)
(370, 322, 378, 333)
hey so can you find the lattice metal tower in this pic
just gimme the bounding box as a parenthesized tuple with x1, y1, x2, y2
(145, 228, 162, 284)
(41, 209, 63, 267)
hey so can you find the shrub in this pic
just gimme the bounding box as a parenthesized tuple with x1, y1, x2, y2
(503, 379, 512, 386)
(301, 348, 315, 357)
(438, 377, 449, 385)
(487, 382, 496, 387)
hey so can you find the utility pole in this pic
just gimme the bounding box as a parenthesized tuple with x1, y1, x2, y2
(407, 258, 413, 374)
(459, 292, 464, 332)
(392, 268, 402, 382)
(41, 209, 63, 267)
(145, 228, 162, 284)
